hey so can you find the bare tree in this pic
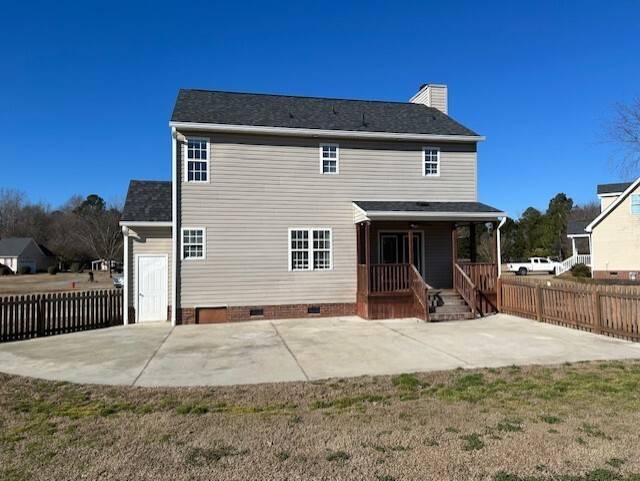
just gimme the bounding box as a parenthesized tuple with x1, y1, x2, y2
(603, 97, 640, 176)
(70, 195, 123, 276)
(0, 188, 26, 237)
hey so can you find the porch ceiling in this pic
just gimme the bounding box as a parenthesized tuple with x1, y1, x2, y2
(353, 201, 506, 223)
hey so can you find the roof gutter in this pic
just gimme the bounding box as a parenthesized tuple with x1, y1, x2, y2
(361, 210, 506, 221)
(169, 121, 485, 143)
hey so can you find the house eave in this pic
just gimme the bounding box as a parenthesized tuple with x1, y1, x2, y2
(119, 221, 173, 227)
(169, 121, 485, 143)
(356, 211, 507, 223)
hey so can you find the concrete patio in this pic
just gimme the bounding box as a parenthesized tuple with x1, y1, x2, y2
(0, 314, 639, 387)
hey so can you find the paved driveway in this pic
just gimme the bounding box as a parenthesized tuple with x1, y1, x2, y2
(1, 314, 639, 387)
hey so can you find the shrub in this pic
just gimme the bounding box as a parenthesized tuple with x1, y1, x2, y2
(1, 266, 12, 275)
(70, 262, 83, 273)
(48, 266, 59, 275)
(571, 263, 590, 278)
(18, 266, 32, 275)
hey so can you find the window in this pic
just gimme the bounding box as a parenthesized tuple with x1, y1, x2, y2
(423, 147, 440, 176)
(185, 138, 209, 182)
(289, 228, 332, 270)
(631, 195, 640, 215)
(321, 144, 339, 174)
(182, 228, 205, 259)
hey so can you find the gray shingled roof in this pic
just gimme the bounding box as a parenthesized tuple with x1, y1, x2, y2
(354, 201, 503, 214)
(567, 219, 592, 236)
(171, 89, 479, 137)
(597, 182, 633, 195)
(0, 237, 37, 257)
(122, 181, 172, 222)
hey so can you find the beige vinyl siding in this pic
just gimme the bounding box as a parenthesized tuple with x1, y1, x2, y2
(600, 196, 617, 212)
(179, 133, 476, 307)
(128, 226, 172, 306)
(592, 184, 640, 271)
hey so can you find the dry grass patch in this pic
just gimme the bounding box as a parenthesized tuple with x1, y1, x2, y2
(2, 360, 640, 479)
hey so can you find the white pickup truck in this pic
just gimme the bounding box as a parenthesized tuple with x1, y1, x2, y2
(506, 257, 560, 276)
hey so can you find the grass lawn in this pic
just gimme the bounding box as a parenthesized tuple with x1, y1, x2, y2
(0, 271, 116, 295)
(3, 360, 640, 480)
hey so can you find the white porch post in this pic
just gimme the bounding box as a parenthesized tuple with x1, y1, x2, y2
(171, 127, 178, 327)
(122, 226, 129, 325)
(572, 238, 577, 257)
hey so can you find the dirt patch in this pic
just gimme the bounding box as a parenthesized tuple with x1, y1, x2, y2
(2, 360, 640, 480)
(0, 271, 117, 295)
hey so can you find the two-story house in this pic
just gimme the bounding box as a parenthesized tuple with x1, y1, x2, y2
(120, 84, 506, 325)
(581, 179, 640, 280)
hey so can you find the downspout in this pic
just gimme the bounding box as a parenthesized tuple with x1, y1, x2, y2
(496, 216, 507, 278)
(122, 226, 129, 325)
(171, 127, 178, 327)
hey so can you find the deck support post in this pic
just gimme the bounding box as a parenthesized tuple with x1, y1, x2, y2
(365, 222, 371, 296)
(408, 226, 414, 268)
(469, 222, 477, 263)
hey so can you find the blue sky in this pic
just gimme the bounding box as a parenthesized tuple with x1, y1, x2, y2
(2, 0, 639, 218)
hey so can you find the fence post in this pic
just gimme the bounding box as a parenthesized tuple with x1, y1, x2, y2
(37, 296, 45, 338)
(535, 284, 543, 322)
(593, 290, 602, 334)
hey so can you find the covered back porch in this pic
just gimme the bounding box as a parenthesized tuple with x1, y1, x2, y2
(353, 201, 506, 321)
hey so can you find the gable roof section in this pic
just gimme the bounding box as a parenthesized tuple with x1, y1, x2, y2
(0, 237, 42, 257)
(121, 180, 172, 223)
(171, 89, 479, 138)
(567, 219, 592, 237)
(587, 177, 640, 232)
(597, 182, 633, 195)
(353, 201, 505, 222)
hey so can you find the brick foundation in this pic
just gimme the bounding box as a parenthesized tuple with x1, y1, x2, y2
(176, 303, 357, 324)
(593, 270, 640, 281)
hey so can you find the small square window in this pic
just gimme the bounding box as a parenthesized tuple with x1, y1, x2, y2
(321, 144, 339, 174)
(631, 195, 640, 215)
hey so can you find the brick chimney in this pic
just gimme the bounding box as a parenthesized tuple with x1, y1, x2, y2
(409, 84, 448, 115)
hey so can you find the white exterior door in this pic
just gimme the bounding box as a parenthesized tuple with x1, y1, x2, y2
(137, 255, 167, 322)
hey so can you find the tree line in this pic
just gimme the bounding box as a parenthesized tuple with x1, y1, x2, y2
(0, 189, 123, 274)
(499, 193, 599, 262)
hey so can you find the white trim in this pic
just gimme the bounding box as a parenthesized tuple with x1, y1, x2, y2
(181, 227, 206, 260)
(287, 227, 333, 271)
(360, 211, 507, 222)
(171, 127, 178, 326)
(497, 216, 507, 277)
(422, 146, 440, 177)
(183, 136, 210, 183)
(119, 221, 173, 227)
(134, 254, 169, 323)
(169, 121, 485, 143)
(123, 228, 129, 325)
(586, 177, 640, 232)
(320, 143, 339, 174)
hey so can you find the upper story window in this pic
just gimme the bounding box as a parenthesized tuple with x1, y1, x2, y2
(320, 144, 339, 174)
(185, 138, 209, 182)
(631, 194, 640, 215)
(182, 228, 205, 259)
(289, 228, 332, 271)
(423, 147, 440, 177)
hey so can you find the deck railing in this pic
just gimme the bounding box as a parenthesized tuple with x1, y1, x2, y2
(454, 263, 478, 316)
(368, 263, 411, 294)
(557, 254, 592, 275)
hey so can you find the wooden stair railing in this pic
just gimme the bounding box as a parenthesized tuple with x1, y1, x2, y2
(453, 263, 478, 317)
(409, 264, 429, 321)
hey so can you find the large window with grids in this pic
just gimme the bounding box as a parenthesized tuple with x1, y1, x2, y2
(185, 138, 209, 182)
(423, 147, 440, 176)
(320, 144, 339, 174)
(289, 228, 332, 271)
(182, 228, 205, 259)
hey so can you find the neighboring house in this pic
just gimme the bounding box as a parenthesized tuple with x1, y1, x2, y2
(120, 84, 506, 325)
(0, 237, 56, 273)
(582, 179, 640, 280)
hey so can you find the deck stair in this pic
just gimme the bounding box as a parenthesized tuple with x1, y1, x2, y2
(428, 289, 475, 321)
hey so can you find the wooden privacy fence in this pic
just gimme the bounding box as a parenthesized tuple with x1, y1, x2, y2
(0, 289, 123, 343)
(499, 277, 640, 341)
